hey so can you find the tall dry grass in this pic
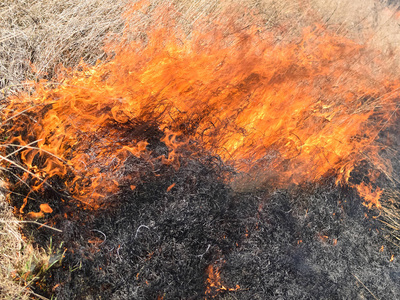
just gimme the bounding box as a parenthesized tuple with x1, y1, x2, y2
(0, 0, 128, 99)
(1, 0, 400, 299)
(1, 0, 399, 95)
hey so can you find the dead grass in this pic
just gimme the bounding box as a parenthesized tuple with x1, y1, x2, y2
(0, 188, 30, 300)
(1, 0, 399, 96)
(379, 189, 400, 246)
(0, 0, 129, 99)
(1, 0, 400, 298)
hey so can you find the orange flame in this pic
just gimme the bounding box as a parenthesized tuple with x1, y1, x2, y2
(26, 203, 53, 219)
(3, 3, 399, 210)
(205, 264, 240, 297)
(356, 182, 383, 209)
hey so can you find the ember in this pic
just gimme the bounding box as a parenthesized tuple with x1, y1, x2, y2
(205, 264, 240, 297)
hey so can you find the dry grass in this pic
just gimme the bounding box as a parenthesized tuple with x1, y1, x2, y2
(1, 0, 400, 298)
(0, 0, 129, 99)
(0, 199, 64, 300)
(1, 0, 399, 96)
(0, 187, 30, 300)
(379, 189, 400, 246)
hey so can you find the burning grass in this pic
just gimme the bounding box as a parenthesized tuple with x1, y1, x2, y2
(2, 0, 400, 299)
(0, 0, 128, 298)
(4, 0, 400, 210)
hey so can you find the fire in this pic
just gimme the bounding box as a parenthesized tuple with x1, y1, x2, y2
(356, 182, 383, 209)
(205, 264, 240, 298)
(26, 203, 53, 219)
(2, 2, 400, 211)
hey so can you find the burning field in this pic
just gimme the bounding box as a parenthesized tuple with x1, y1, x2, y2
(2, 0, 400, 299)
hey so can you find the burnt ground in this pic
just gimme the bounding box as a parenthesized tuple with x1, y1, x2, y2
(7, 149, 400, 300)
(4, 114, 400, 300)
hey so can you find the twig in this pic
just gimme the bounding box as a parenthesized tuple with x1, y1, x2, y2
(352, 273, 380, 300)
(0, 187, 37, 201)
(0, 220, 62, 233)
(0, 142, 67, 163)
(135, 225, 150, 239)
(117, 244, 122, 261)
(2, 106, 36, 123)
(197, 244, 211, 259)
(0, 31, 24, 44)
(0, 150, 44, 181)
(91, 229, 107, 245)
